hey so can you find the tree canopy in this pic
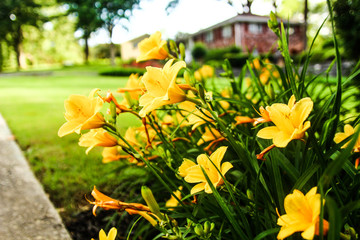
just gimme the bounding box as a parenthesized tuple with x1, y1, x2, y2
(0, 0, 46, 69)
(333, 0, 360, 60)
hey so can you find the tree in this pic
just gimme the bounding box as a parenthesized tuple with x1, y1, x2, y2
(95, 0, 141, 66)
(0, 0, 46, 70)
(59, 0, 103, 64)
(333, 0, 360, 60)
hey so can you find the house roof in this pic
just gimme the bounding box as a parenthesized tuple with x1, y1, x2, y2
(122, 34, 150, 44)
(190, 13, 303, 36)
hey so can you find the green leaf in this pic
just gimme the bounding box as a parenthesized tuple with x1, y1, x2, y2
(200, 166, 249, 239)
(253, 228, 279, 240)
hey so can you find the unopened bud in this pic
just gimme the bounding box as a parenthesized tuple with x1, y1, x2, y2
(179, 42, 186, 61)
(184, 70, 192, 85)
(203, 221, 213, 234)
(169, 40, 178, 55)
(141, 186, 163, 220)
(197, 83, 206, 103)
(109, 101, 117, 124)
(246, 189, 254, 200)
(194, 223, 204, 236)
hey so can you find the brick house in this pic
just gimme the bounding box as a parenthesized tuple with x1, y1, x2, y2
(178, 13, 305, 60)
(120, 34, 150, 61)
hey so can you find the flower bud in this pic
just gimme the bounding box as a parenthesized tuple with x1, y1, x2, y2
(184, 70, 192, 85)
(194, 223, 204, 236)
(109, 101, 117, 124)
(179, 42, 186, 61)
(203, 221, 213, 234)
(247, 189, 254, 200)
(196, 83, 206, 103)
(141, 186, 163, 220)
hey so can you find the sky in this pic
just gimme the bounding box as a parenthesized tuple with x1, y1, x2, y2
(85, 0, 278, 46)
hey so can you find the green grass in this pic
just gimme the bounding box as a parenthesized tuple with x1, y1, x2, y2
(0, 65, 143, 219)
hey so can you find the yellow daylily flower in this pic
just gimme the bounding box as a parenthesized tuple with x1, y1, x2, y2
(78, 129, 118, 154)
(257, 95, 313, 148)
(219, 88, 231, 109)
(92, 227, 117, 240)
(334, 124, 360, 168)
(179, 146, 233, 194)
(102, 146, 122, 163)
(58, 89, 105, 137)
(139, 59, 187, 117)
(277, 187, 329, 240)
(178, 101, 214, 130)
(118, 73, 144, 107)
(334, 124, 360, 152)
(165, 186, 183, 209)
(197, 127, 222, 146)
(136, 31, 168, 62)
(194, 65, 215, 81)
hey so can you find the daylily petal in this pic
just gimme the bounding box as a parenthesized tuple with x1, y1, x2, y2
(99, 229, 107, 240)
(273, 131, 292, 148)
(178, 159, 196, 177)
(191, 182, 206, 195)
(268, 105, 294, 134)
(221, 162, 233, 175)
(290, 97, 313, 128)
(301, 224, 316, 239)
(257, 126, 280, 139)
(209, 146, 228, 169)
(185, 166, 206, 183)
(107, 227, 117, 240)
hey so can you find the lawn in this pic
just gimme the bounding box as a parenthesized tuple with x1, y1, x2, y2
(0, 65, 144, 221)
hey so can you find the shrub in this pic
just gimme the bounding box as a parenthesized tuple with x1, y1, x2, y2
(191, 42, 207, 60)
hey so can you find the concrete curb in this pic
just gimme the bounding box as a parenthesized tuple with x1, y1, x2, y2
(0, 114, 71, 240)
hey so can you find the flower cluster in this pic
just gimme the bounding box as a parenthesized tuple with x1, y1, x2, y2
(60, 18, 359, 240)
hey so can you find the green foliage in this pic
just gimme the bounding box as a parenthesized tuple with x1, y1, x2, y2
(59, 0, 103, 63)
(191, 42, 207, 61)
(99, 67, 145, 76)
(59, 12, 360, 239)
(204, 45, 241, 62)
(333, 0, 360, 60)
(0, 0, 47, 69)
(92, 43, 121, 59)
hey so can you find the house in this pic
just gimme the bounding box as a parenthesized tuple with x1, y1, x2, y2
(120, 34, 150, 61)
(177, 13, 305, 60)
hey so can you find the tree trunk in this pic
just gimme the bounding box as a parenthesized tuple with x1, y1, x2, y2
(108, 24, 116, 66)
(13, 26, 23, 71)
(84, 36, 89, 64)
(304, 0, 308, 50)
(0, 41, 3, 72)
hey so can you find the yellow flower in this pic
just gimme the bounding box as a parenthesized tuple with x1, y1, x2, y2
(277, 187, 329, 240)
(58, 89, 105, 137)
(165, 186, 183, 209)
(102, 146, 122, 163)
(334, 124, 360, 152)
(136, 31, 168, 62)
(139, 59, 187, 117)
(179, 146, 233, 194)
(92, 227, 117, 240)
(219, 88, 231, 109)
(78, 129, 118, 154)
(197, 127, 222, 146)
(178, 101, 214, 130)
(118, 73, 144, 107)
(194, 65, 215, 81)
(257, 95, 313, 147)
